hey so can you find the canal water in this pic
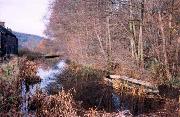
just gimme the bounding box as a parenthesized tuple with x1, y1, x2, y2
(21, 60, 67, 116)
(20, 60, 132, 116)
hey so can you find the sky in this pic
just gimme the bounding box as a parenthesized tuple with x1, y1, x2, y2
(0, 0, 49, 36)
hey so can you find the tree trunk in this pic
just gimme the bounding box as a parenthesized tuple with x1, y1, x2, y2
(138, 0, 144, 67)
(168, 0, 175, 45)
(138, 23, 144, 66)
(129, 0, 138, 62)
(94, 22, 107, 60)
(158, 11, 172, 80)
(106, 16, 112, 72)
(175, 37, 180, 73)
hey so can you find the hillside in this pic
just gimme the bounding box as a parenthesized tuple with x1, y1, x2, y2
(13, 31, 43, 50)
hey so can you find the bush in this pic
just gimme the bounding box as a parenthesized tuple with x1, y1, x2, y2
(0, 57, 21, 115)
(19, 57, 40, 84)
(30, 90, 78, 117)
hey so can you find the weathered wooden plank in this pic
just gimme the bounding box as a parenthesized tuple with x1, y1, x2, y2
(104, 75, 159, 94)
(110, 75, 154, 88)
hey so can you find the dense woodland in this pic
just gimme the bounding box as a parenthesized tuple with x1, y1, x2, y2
(42, 0, 180, 83)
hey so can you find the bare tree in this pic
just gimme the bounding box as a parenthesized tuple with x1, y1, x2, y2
(45, 0, 180, 80)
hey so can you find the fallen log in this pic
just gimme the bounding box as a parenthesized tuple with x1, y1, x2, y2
(110, 75, 154, 88)
(104, 75, 159, 94)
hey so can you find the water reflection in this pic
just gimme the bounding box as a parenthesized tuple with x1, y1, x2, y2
(37, 60, 66, 91)
(21, 60, 67, 115)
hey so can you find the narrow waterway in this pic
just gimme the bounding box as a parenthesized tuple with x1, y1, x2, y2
(37, 60, 67, 92)
(21, 60, 67, 116)
(20, 60, 124, 115)
(20, 60, 137, 116)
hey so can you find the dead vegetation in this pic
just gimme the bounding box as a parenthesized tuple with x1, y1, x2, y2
(24, 60, 178, 116)
(29, 90, 78, 117)
(0, 57, 179, 116)
(29, 89, 133, 117)
(54, 61, 178, 116)
(0, 56, 40, 115)
(0, 57, 21, 116)
(0, 0, 179, 116)
(19, 57, 40, 84)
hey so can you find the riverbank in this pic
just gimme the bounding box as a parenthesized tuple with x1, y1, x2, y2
(0, 57, 179, 116)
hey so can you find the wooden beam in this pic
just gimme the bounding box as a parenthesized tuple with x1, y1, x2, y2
(110, 75, 154, 88)
(104, 75, 159, 94)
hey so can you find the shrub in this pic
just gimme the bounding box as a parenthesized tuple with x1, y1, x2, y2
(19, 57, 41, 84)
(30, 90, 78, 117)
(0, 57, 21, 115)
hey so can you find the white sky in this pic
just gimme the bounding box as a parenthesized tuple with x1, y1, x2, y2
(0, 0, 49, 36)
